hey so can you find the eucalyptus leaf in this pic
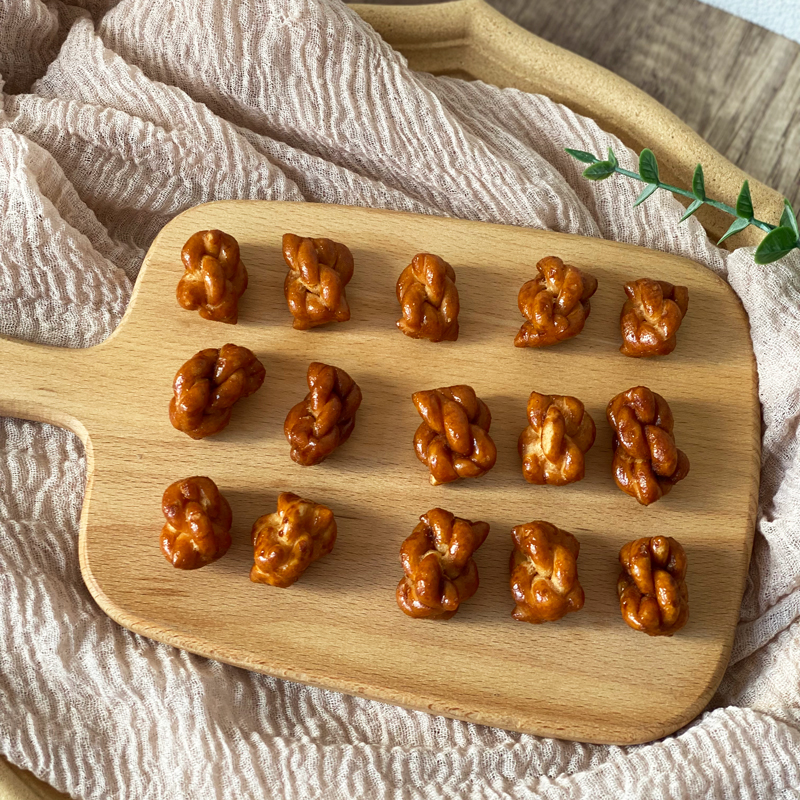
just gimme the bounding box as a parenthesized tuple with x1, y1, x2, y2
(736, 180, 754, 219)
(692, 164, 705, 200)
(607, 147, 618, 169)
(780, 199, 799, 238)
(754, 226, 799, 264)
(565, 148, 599, 164)
(639, 149, 660, 183)
(679, 198, 704, 223)
(633, 183, 659, 207)
(717, 216, 750, 245)
(582, 161, 616, 181)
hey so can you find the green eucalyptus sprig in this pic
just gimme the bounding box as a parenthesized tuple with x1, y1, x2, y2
(566, 146, 800, 265)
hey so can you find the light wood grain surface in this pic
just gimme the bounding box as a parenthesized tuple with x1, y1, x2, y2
(0, 200, 759, 745)
(371, 0, 800, 210)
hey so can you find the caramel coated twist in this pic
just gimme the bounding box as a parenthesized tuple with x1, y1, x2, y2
(412, 385, 497, 485)
(396, 253, 459, 342)
(283, 233, 354, 329)
(161, 476, 232, 569)
(618, 536, 688, 636)
(510, 521, 585, 623)
(284, 362, 362, 466)
(169, 344, 266, 439)
(620, 278, 689, 357)
(177, 230, 248, 324)
(515, 256, 598, 347)
(396, 508, 489, 619)
(250, 492, 337, 588)
(607, 386, 690, 505)
(519, 391, 596, 485)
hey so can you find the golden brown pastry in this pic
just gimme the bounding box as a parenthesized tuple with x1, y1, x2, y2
(510, 521, 585, 623)
(283, 233, 354, 329)
(161, 476, 232, 569)
(620, 278, 689, 357)
(397, 508, 489, 619)
(618, 536, 688, 636)
(250, 492, 337, 588)
(607, 386, 690, 505)
(284, 362, 362, 466)
(412, 385, 497, 485)
(519, 391, 596, 485)
(177, 230, 248, 324)
(396, 253, 459, 342)
(515, 256, 598, 347)
(169, 344, 266, 439)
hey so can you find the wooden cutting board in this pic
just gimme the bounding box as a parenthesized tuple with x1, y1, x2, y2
(0, 200, 759, 745)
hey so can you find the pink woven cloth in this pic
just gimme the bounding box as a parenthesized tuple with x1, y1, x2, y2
(1, 1, 798, 797)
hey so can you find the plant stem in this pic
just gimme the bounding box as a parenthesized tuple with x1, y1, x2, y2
(601, 164, 776, 234)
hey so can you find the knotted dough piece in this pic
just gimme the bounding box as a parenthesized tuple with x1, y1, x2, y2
(161, 476, 232, 570)
(510, 521, 585, 623)
(412, 385, 497, 485)
(515, 256, 598, 347)
(177, 230, 248, 324)
(618, 536, 688, 636)
(620, 278, 689, 357)
(396, 253, 459, 341)
(396, 508, 489, 619)
(519, 391, 596, 485)
(607, 386, 690, 505)
(250, 492, 337, 588)
(284, 362, 362, 466)
(283, 233, 354, 329)
(169, 344, 266, 439)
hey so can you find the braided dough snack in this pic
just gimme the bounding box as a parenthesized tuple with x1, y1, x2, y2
(607, 386, 690, 505)
(618, 536, 688, 636)
(397, 508, 489, 619)
(510, 521, 585, 623)
(396, 253, 459, 342)
(250, 492, 337, 588)
(177, 230, 248, 324)
(412, 385, 497, 485)
(515, 256, 598, 347)
(283, 233, 354, 329)
(169, 344, 266, 439)
(620, 278, 689, 357)
(161, 476, 232, 570)
(284, 362, 362, 466)
(519, 391, 596, 485)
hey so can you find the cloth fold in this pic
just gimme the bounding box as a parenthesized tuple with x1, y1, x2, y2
(0, 0, 798, 797)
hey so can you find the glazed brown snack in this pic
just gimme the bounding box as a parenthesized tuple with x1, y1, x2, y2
(618, 536, 688, 636)
(620, 278, 689, 357)
(412, 385, 497, 485)
(284, 362, 362, 466)
(397, 508, 489, 619)
(510, 521, 585, 623)
(169, 344, 266, 439)
(519, 391, 596, 485)
(396, 253, 459, 342)
(283, 233, 354, 329)
(607, 386, 690, 505)
(250, 492, 337, 588)
(177, 230, 248, 324)
(161, 476, 232, 570)
(515, 256, 598, 347)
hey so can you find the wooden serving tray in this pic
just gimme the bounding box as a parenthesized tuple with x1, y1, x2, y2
(0, 201, 759, 745)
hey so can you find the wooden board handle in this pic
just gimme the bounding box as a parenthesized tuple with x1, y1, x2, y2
(0, 334, 93, 439)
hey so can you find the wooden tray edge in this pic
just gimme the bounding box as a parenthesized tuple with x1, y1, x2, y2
(349, 0, 784, 248)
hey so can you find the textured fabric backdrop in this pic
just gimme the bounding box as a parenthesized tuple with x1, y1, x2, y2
(0, 1, 798, 798)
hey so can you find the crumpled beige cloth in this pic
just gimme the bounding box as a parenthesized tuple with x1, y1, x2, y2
(0, 1, 798, 797)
